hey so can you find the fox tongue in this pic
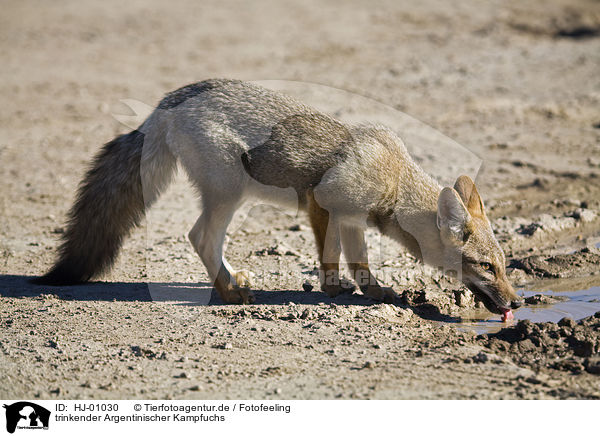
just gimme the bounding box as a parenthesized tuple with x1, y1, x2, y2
(501, 309, 514, 322)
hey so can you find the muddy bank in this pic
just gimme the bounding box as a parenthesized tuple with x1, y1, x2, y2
(510, 248, 600, 280)
(483, 314, 600, 373)
(475, 314, 600, 398)
(493, 205, 600, 256)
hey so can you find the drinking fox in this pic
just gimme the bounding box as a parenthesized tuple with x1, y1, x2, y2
(34, 79, 522, 320)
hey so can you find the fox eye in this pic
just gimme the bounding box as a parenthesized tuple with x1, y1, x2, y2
(480, 262, 494, 272)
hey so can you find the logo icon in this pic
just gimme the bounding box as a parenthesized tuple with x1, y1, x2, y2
(3, 402, 50, 433)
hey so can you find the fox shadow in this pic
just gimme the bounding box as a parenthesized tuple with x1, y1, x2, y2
(0, 274, 458, 322)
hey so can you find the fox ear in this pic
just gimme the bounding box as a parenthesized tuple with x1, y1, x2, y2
(453, 175, 485, 218)
(437, 187, 471, 239)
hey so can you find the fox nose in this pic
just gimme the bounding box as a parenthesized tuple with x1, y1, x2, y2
(511, 300, 522, 309)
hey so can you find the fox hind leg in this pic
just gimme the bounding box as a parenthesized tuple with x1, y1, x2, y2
(188, 198, 255, 304)
(307, 190, 354, 297)
(341, 225, 396, 303)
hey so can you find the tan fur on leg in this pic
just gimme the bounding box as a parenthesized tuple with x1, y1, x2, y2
(307, 190, 352, 297)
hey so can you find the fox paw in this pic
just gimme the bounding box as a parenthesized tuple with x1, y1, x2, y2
(322, 279, 356, 298)
(222, 286, 255, 305)
(234, 270, 254, 288)
(362, 284, 396, 304)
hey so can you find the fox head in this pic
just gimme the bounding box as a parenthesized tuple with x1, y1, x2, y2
(437, 175, 523, 317)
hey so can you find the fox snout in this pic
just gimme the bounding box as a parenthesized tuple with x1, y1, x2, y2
(495, 273, 523, 308)
(499, 280, 523, 310)
(464, 272, 523, 316)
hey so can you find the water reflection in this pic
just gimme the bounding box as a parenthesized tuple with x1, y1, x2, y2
(453, 276, 600, 334)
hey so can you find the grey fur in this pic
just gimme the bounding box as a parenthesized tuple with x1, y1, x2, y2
(241, 112, 352, 198)
(157, 79, 237, 110)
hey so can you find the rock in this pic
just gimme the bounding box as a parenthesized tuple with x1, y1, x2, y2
(559, 326, 573, 337)
(524, 294, 568, 305)
(130, 345, 159, 359)
(568, 208, 597, 223)
(300, 308, 311, 319)
(517, 222, 541, 236)
(571, 339, 594, 357)
(516, 319, 535, 337)
(255, 244, 298, 257)
(47, 339, 59, 349)
(262, 366, 282, 376)
(283, 247, 299, 256)
(558, 317, 576, 328)
(223, 342, 233, 350)
(587, 156, 600, 167)
(254, 246, 280, 256)
(584, 357, 600, 375)
(280, 311, 297, 320)
(302, 281, 313, 292)
(553, 358, 584, 374)
(472, 351, 489, 363)
(518, 339, 537, 353)
(517, 214, 578, 236)
(363, 361, 375, 369)
(453, 289, 474, 307)
(523, 376, 544, 385)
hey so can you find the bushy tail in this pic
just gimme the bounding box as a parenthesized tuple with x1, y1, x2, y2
(32, 128, 176, 285)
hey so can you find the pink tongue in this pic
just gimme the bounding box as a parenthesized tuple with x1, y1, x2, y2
(501, 309, 514, 322)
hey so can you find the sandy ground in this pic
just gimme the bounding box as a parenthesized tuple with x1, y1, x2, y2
(1, 0, 600, 399)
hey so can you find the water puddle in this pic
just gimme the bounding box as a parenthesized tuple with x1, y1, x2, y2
(453, 276, 600, 335)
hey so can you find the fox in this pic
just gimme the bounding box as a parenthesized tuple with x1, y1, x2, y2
(33, 79, 522, 320)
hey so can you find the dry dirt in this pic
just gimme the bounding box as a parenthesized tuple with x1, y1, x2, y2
(1, 0, 600, 399)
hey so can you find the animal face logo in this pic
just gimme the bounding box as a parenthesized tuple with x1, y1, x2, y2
(3, 402, 50, 433)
